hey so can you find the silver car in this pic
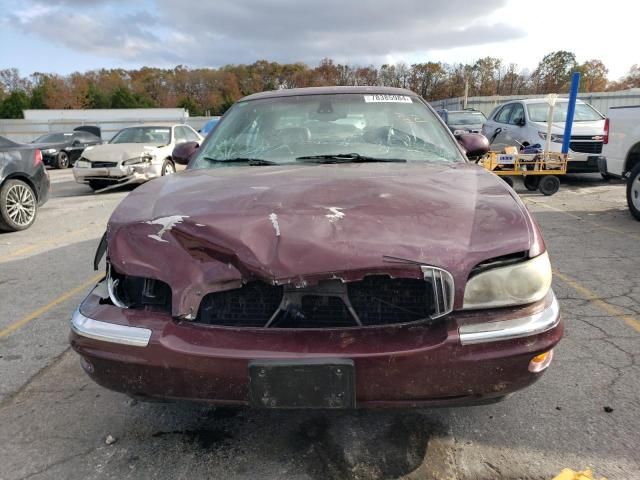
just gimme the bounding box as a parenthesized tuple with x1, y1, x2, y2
(73, 124, 202, 192)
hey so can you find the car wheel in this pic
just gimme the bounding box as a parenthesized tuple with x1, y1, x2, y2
(88, 180, 112, 191)
(501, 176, 514, 188)
(523, 176, 540, 191)
(161, 159, 176, 176)
(55, 151, 70, 169)
(0, 179, 38, 232)
(538, 175, 560, 196)
(626, 162, 640, 221)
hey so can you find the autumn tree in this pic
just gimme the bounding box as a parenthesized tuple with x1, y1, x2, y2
(530, 51, 578, 93)
(578, 59, 608, 92)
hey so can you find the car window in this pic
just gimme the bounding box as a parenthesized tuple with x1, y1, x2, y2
(527, 102, 604, 122)
(494, 105, 514, 124)
(0, 136, 17, 147)
(183, 126, 200, 142)
(174, 126, 189, 143)
(111, 127, 171, 144)
(508, 104, 525, 125)
(32, 133, 73, 143)
(192, 93, 464, 168)
(76, 132, 99, 142)
(447, 111, 487, 125)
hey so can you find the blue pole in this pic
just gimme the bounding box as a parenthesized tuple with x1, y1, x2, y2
(561, 72, 581, 154)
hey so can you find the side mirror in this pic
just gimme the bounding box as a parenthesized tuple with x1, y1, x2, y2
(72, 139, 81, 146)
(516, 118, 526, 127)
(456, 132, 490, 159)
(172, 141, 199, 165)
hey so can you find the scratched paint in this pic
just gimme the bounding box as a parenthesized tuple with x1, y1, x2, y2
(269, 213, 281, 236)
(146, 215, 189, 243)
(325, 207, 345, 223)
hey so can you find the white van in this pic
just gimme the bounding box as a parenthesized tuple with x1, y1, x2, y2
(482, 99, 606, 174)
(600, 105, 640, 220)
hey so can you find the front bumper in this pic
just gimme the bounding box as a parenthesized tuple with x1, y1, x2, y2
(567, 155, 603, 174)
(70, 286, 562, 407)
(73, 163, 162, 185)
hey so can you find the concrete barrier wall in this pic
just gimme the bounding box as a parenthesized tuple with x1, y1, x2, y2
(0, 116, 220, 143)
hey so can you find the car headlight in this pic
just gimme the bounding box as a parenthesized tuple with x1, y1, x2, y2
(463, 252, 552, 309)
(75, 159, 91, 168)
(43, 148, 57, 154)
(123, 153, 153, 165)
(538, 131, 564, 143)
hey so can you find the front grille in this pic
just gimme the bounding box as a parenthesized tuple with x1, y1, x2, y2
(91, 161, 118, 168)
(569, 140, 603, 154)
(195, 272, 453, 328)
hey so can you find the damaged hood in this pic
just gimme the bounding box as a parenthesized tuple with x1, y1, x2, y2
(107, 163, 541, 316)
(83, 143, 163, 163)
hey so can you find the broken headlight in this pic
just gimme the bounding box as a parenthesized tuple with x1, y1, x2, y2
(107, 264, 172, 312)
(463, 251, 552, 309)
(123, 153, 154, 165)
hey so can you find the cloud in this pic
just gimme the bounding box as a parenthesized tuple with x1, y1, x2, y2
(4, 0, 524, 67)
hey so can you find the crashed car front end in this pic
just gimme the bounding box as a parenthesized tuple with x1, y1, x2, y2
(70, 160, 562, 408)
(73, 151, 164, 190)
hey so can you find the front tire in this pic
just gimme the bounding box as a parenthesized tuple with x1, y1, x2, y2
(55, 151, 70, 169)
(161, 159, 176, 176)
(0, 179, 38, 232)
(627, 163, 640, 221)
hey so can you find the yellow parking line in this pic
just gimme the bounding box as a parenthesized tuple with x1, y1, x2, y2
(554, 270, 640, 334)
(0, 226, 97, 262)
(0, 273, 103, 339)
(527, 200, 640, 241)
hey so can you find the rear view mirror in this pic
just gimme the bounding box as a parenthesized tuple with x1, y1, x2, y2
(172, 141, 199, 165)
(456, 132, 490, 159)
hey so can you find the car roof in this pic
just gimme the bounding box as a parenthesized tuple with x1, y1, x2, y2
(241, 86, 419, 102)
(446, 109, 484, 114)
(508, 98, 585, 105)
(120, 123, 183, 129)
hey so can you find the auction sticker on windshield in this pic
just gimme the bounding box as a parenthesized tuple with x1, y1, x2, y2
(364, 94, 412, 103)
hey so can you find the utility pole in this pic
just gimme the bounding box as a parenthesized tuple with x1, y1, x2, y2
(463, 77, 469, 109)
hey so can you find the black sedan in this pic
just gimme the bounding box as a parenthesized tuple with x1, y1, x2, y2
(0, 136, 50, 231)
(31, 127, 102, 169)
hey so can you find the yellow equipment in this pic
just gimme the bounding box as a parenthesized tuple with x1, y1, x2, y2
(552, 468, 606, 480)
(480, 150, 568, 196)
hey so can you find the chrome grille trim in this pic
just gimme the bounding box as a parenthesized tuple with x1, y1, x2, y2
(420, 266, 455, 318)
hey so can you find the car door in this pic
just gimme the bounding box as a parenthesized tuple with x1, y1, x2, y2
(66, 133, 89, 161)
(503, 103, 526, 148)
(486, 104, 514, 150)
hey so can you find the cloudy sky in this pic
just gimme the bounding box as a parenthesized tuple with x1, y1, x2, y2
(0, 0, 635, 79)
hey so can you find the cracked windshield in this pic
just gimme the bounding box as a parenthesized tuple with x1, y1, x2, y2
(193, 93, 462, 167)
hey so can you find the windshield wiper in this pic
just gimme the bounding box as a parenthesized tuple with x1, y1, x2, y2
(295, 153, 406, 163)
(201, 156, 277, 166)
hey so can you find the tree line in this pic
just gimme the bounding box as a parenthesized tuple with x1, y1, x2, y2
(1, 51, 639, 119)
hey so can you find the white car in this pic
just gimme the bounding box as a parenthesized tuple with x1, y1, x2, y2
(600, 105, 640, 220)
(73, 124, 202, 192)
(482, 99, 606, 174)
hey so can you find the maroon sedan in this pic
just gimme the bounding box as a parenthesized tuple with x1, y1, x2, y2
(70, 87, 561, 408)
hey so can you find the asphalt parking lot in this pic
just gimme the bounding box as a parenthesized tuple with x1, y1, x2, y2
(1, 169, 639, 480)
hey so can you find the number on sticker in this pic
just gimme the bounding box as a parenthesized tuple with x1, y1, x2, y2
(364, 94, 412, 103)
